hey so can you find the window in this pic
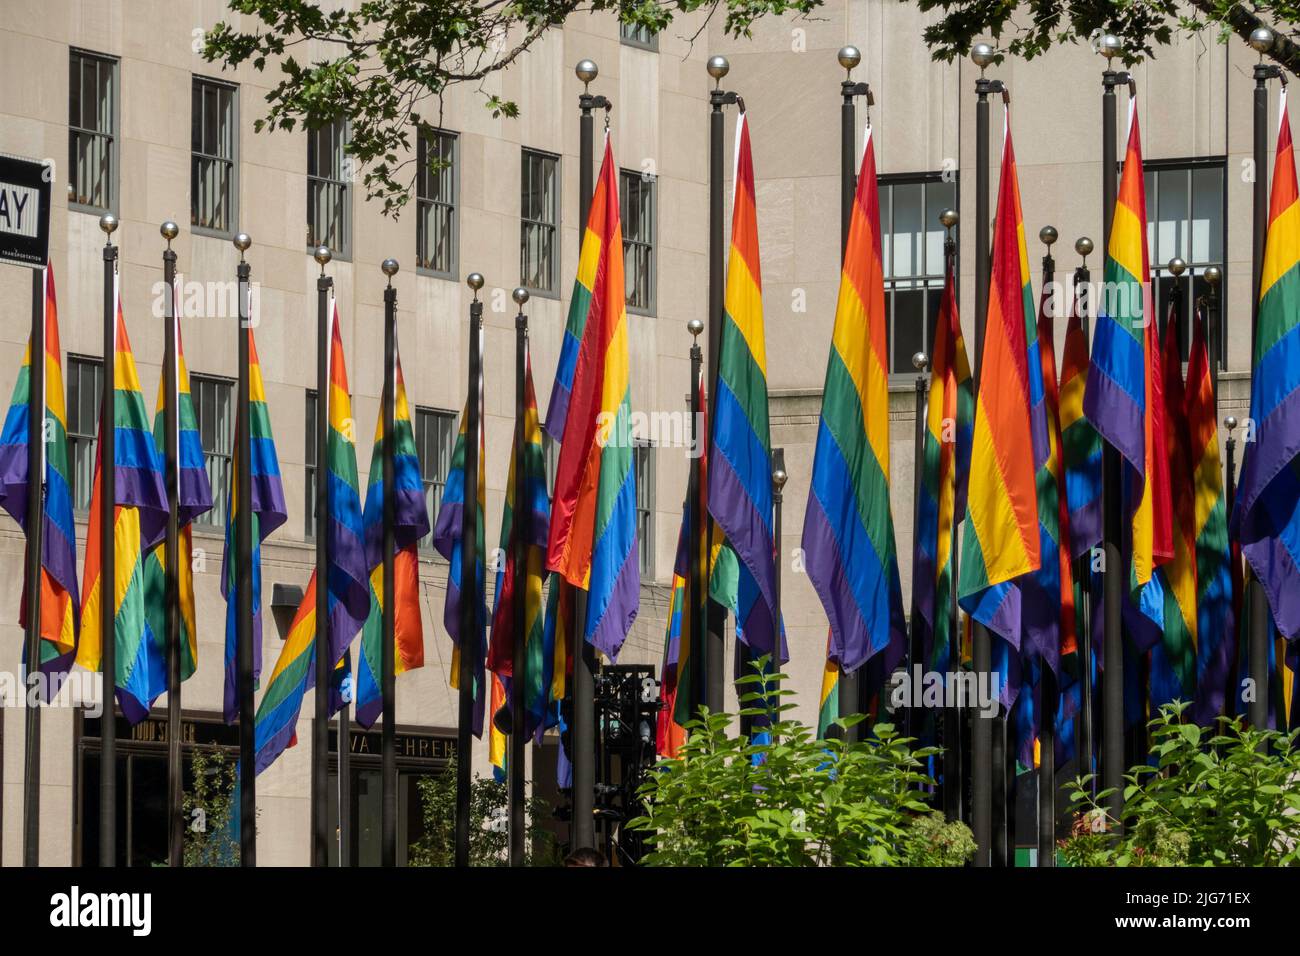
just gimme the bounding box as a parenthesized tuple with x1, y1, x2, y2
(417, 128, 458, 277)
(541, 428, 559, 496)
(68, 50, 117, 214)
(633, 440, 654, 578)
(620, 169, 656, 313)
(308, 118, 351, 257)
(879, 174, 958, 376)
(620, 22, 659, 51)
(191, 77, 238, 235)
(190, 374, 233, 529)
(305, 390, 318, 539)
(1146, 159, 1226, 363)
(521, 149, 560, 294)
(66, 356, 103, 512)
(414, 407, 458, 551)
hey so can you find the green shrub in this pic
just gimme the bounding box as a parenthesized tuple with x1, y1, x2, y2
(1061, 701, 1300, 866)
(630, 663, 974, 867)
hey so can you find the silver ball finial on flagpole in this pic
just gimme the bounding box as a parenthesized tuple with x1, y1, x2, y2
(707, 55, 730, 88)
(1225, 415, 1238, 434)
(512, 286, 529, 311)
(971, 42, 996, 75)
(1099, 34, 1123, 61)
(772, 463, 788, 491)
(1250, 27, 1274, 55)
(381, 258, 399, 287)
(1040, 225, 1059, 248)
(1075, 236, 1094, 267)
(838, 46, 862, 75)
(313, 244, 331, 274)
(466, 272, 484, 301)
(576, 59, 598, 90)
(99, 213, 118, 236)
(939, 209, 959, 230)
(1167, 257, 1187, 277)
(160, 220, 179, 247)
(1204, 265, 1222, 288)
(688, 318, 705, 341)
(234, 232, 251, 263)
(912, 351, 929, 373)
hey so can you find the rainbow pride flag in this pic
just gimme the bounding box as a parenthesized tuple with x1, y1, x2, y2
(958, 108, 1042, 692)
(803, 125, 906, 682)
(252, 574, 315, 774)
(489, 672, 508, 782)
(1153, 305, 1197, 706)
(541, 575, 571, 735)
(221, 320, 287, 723)
(1187, 300, 1234, 722)
(1060, 287, 1102, 559)
(709, 111, 783, 663)
(1084, 99, 1172, 644)
(488, 345, 550, 739)
(77, 279, 169, 723)
(912, 254, 972, 677)
(1235, 90, 1300, 639)
(545, 135, 639, 661)
(142, 281, 213, 695)
(657, 557, 687, 757)
(433, 327, 487, 737)
(816, 631, 840, 740)
(0, 265, 79, 692)
(355, 347, 429, 729)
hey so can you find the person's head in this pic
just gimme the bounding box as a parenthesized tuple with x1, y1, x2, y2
(563, 846, 606, 867)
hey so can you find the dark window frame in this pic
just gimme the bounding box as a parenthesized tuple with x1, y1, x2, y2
(191, 75, 240, 238)
(67, 48, 119, 216)
(416, 127, 459, 279)
(520, 148, 561, 297)
(619, 22, 659, 51)
(189, 373, 234, 530)
(414, 405, 459, 553)
(66, 353, 104, 515)
(307, 117, 352, 260)
(620, 168, 656, 315)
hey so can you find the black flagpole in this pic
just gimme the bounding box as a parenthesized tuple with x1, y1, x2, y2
(1099, 45, 1131, 836)
(509, 285, 530, 866)
(688, 320, 705, 716)
(311, 243, 333, 866)
(99, 212, 119, 867)
(456, 272, 484, 866)
(1072, 243, 1096, 795)
(1249, 40, 1282, 731)
(381, 257, 400, 867)
(235, 232, 256, 866)
(161, 220, 183, 868)
(1038, 227, 1058, 867)
(22, 263, 45, 867)
(970, 46, 997, 868)
(908, 351, 928, 745)
(706, 55, 739, 718)
(771, 449, 787, 725)
(939, 210, 963, 824)
(572, 59, 608, 853)
(837, 46, 870, 738)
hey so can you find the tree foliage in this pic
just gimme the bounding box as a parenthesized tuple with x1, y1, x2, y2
(910, 0, 1300, 74)
(1061, 702, 1300, 866)
(630, 665, 975, 866)
(202, 0, 820, 214)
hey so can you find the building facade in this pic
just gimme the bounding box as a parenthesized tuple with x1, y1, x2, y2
(0, 0, 1262, 865)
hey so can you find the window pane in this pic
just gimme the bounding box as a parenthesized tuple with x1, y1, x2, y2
(1156, 169, 1189, 262)
(924, 180, 955, 275)
(892, 285, 925, 375)
(1191, 166, 1223, 265)
(889, 183, 923, 279)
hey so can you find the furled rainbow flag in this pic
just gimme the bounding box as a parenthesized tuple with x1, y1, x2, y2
(488, 345, 550, 739)
(1187, 299, 1234, 722)
(657, 557, 687, 757)
(958, 108, 1042, 683)
(355, 347, 429, 729)
(318, 305, 371, 668)
(541, 575, 571, 736)
(1152, 305, 1197, 707)
(912, 255, 972, 678)
(803, 125, 906, 681)
(252, 574, 315, 774)
(489, 672, 508, 782)
(142, 283, 213, 696)
(1084, 99, 1172, 633)
(434, 330, 487, 737)
(0, 265, 80, 692)
(221, 321, 287, 723)
(1235, 90, 1300, 639)
(77, 280, 170, 723)
(545, 135, 638, 661)
(709, 111, 783, 663)
(1060, 286, 1102, 559)
(816, 631, 840, 740)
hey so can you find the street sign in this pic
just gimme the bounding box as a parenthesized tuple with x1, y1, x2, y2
(0, 153, 52, 269)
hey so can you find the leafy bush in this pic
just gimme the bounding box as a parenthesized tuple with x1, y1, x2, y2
(1061, 702, 1300, 866)
(183, 748, 240, 867)
(630, 665, 974, 867)
(408, 757, 558, 867)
